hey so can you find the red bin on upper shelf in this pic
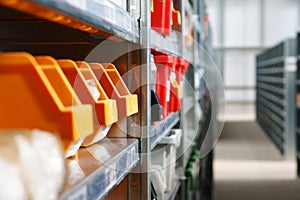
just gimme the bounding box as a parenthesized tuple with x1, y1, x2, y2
(151, 0, 181, 36)
(151, 0, 172, 36)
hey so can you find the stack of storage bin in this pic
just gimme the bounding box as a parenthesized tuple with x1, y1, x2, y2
(0, 52, 138, 157)
(152, 54, 189, 121)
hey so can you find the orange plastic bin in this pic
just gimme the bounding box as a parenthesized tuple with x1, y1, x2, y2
(57, 60, 118, 147)
(0, 52, 94, 155)
(89, 63, 138, 117)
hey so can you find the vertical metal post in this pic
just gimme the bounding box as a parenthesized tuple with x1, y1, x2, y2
(128, 0, 151, 199)
(284, 40, 296, 160)
(179, 0, 186, 199)
(140, 0, 151, 199)
(285, 63, 296, 160)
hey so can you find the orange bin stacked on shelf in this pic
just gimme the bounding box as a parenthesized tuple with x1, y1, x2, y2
(57, 60, 118, 147)
(0, 51, 139, 156)
(0, 52, 94, 155)
(89, 63, 138, 117)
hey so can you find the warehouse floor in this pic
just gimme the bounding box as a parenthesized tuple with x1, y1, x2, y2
(213, 121, 300, 200)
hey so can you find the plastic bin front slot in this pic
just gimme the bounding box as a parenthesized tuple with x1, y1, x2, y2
(57, 60, 118, 147)
(89, 63, 138, 117)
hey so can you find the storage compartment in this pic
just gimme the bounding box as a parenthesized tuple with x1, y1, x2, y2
(175, 58, 189, 98)
(57, 60, 118, 147)
(0, 52, 94, 155)
(154, 55, 173, 118)
(151, 129, 182, 193)
(89, 63, 138, 116)
(168, 64, 181, 112)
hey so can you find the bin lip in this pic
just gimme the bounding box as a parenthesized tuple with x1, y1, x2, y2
(175, 58, 189, 74)
(153, 55, 173, 64)
(176, 58, 189, 66)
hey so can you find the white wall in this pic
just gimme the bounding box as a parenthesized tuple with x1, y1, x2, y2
(264, 0, 299, 46)
(206, 0, 299, 102)
(206, 0, 220, 47)
(224, 0, 261, 47)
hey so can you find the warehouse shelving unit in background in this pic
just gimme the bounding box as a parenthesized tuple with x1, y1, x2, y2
(0, 0, 218, 199)
(256, 38, 296, 159)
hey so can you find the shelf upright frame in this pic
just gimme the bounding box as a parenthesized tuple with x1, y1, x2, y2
(127, 0, 151, 199)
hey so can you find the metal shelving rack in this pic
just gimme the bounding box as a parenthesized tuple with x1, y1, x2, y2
(0, 0, 217, 199)
(256, 38, 296, 158)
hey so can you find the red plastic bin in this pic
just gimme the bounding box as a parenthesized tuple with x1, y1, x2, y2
(154, 55, 173, 119)
(168, 69, 181, 112)
(168, 58, 189, 112)
(168, 56, 183, 112)
(175, 58, 189, 98)
(151, 0, 172, 36)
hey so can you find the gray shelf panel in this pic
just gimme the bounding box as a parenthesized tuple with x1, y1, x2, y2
(257, 67, 284, 75)
(257, 57, 284, 68)
(257, 115, 284, 144)
(258, 105, 284, 129)
(257, 90, 285, 105)
(258, 95, 286, 117)
(150, 112, 180, 150)
(258, 109, 284, 134)
(257, 76, 284, 84)
(257, 113, 284, 138)
(1, 0, 139, 43)
(257, 83, 285, 95)
(60, 138, 139, 200)
(150, 29, 181, 58)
